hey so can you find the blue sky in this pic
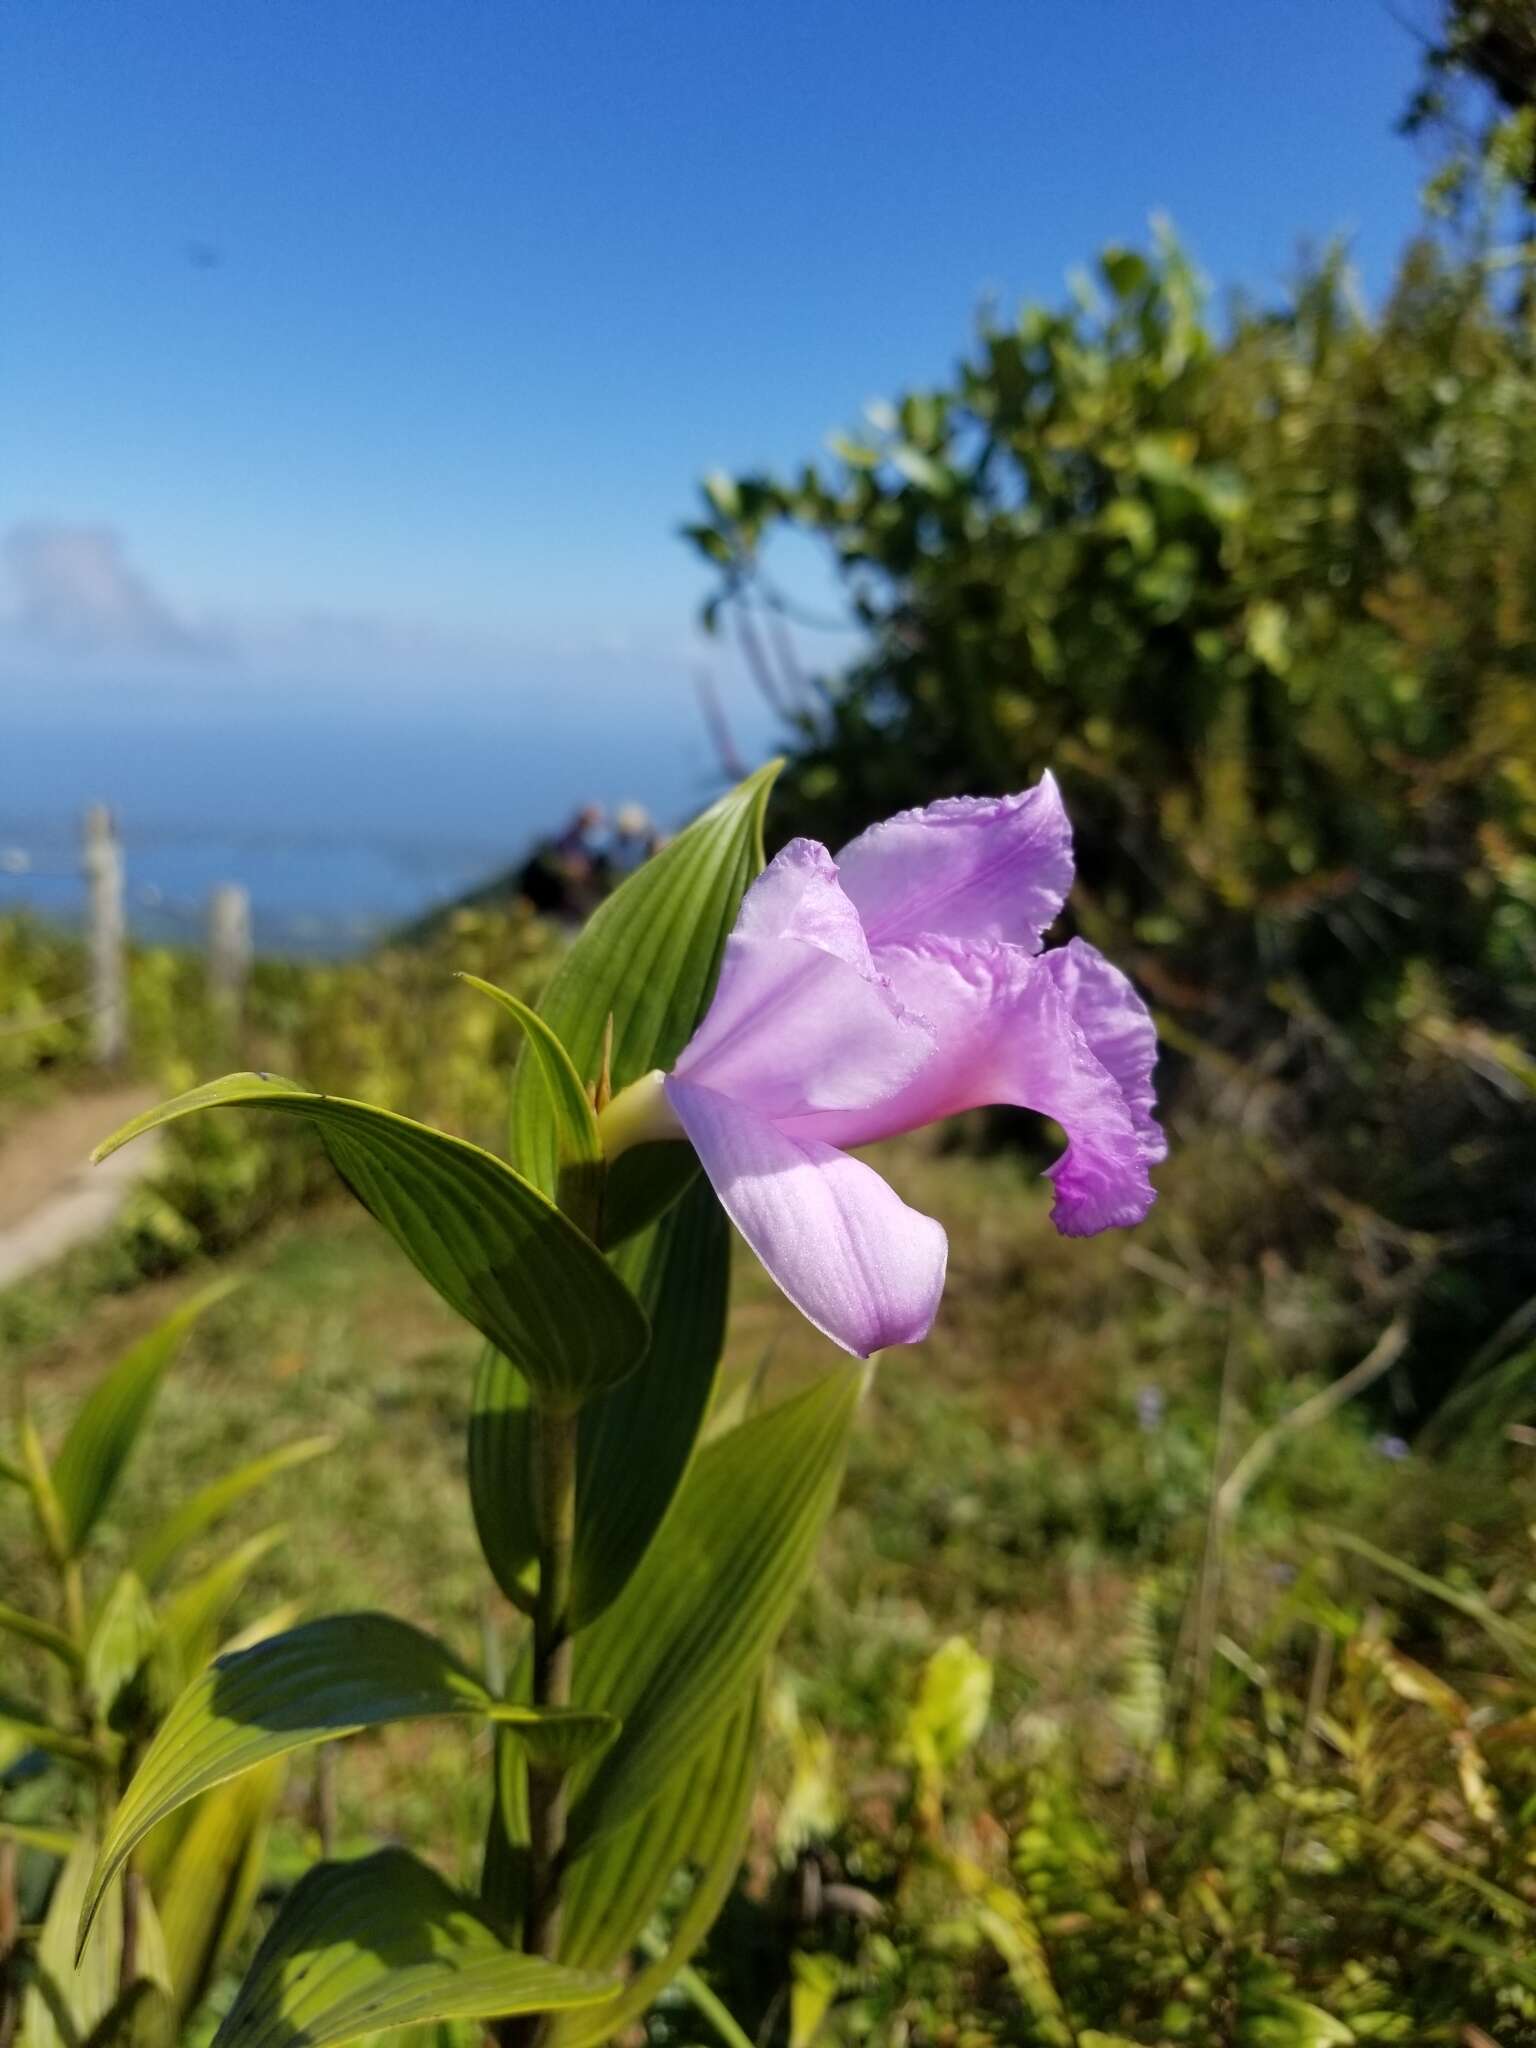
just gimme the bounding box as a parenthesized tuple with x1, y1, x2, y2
(0, 0, 1429, 729)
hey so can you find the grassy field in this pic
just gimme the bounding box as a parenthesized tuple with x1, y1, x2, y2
(9, 1107, 1530, 2041)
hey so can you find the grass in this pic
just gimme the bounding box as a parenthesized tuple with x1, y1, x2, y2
(1, 1121, 1474, 1811)
(5, 1115, 1533, 2040)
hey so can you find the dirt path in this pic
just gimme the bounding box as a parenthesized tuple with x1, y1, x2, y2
(0, 1083, 161, 1287)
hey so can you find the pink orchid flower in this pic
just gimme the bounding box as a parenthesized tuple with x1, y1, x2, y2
(601, 775, 1164, 1358)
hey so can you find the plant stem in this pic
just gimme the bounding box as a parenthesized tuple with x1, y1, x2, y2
(504, 1402, 579, 2047)
(61, 1560, 88, 1654)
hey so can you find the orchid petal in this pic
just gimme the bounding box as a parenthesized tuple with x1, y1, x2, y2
(786, 940, 1156, 1235)
(833, 774, 1074, 951)
(1042, 938, 1165, 1164)
(665, 1078, 947, 1357)
(732, 838, 875, 965)
(674, 841, 933, 1120)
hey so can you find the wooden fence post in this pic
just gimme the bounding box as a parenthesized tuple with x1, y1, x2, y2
(83, 805, 126, 1068)
(207, 883, 253, 1034)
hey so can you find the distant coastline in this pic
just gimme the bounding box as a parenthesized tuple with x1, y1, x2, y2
(1, 690, 742, 954)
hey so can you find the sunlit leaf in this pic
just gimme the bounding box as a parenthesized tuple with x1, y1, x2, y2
(84, 1573, 159, 1722)
(25, 1838, 171, 2048)
(571, 1179, 730, 1624)
(906, 1636, 993, 1772)
(51, 1282, 239, 1558)
(80, 1980, 177, 2048)
(559, 1687, 760, 1973)
(17, 1410, 71, 1563)
(467, 1344, 535, 1610)
(154, 1528, 287, 1686)
(0, 1819, 77, 1857)
(131, 1436, 333, 1589)
(93, 1079, 648, 1410)
(459, 974, 603, 1237)
(469, 1178, 730, 1627)
(155, 1764, 285, 2024)
(567, 1369, 860, 1852)
(510, 762, 777, 1243)
(211, 1851, 613, 2048)
(78, 1613, 602, 1949)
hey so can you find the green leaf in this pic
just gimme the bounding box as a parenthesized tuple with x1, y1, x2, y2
(467, 1345, 536, 1610)
(211, 1851, 612, 2048)
(571, 1179, 730, 1624)
(0, 1599, 82, 1671)
(509, 761, 777, 1243)
(19, 1409, 76, 1564)
(155, 1764, 285, 2023)
(906, 1636, 993, 1773)
(891, 444, 952, 494)
(78, 1613, 590, 1949)
(567, 1370, 860, 1852)
(80, 1981, 178, 2048)
(489, 1705, 618, 1772)
(469, 1179, 731, 1628)
(131, 1435, 333, 1589)
(24, 1839, 171, 2048)
(51, 1282, 239, 1557)
(559, 1686, 761, 1973)
(154, 1528, 287, 1690)
(84, 1573, 159, 1722)
(93, 1078, 648, 1411)
(0, 1819, 78, 1857)
(480, 1723, 531, 1938)
(458, 975, 604, 1238)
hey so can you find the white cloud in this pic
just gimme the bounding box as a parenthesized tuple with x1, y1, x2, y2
(2, 522, 227, 660)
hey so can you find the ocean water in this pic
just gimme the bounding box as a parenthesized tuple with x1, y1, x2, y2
(1, 688, 747, 953)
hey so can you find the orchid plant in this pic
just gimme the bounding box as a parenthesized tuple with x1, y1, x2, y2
(74, 764, 1160, 2048)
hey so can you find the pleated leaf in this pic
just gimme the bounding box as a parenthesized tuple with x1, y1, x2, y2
(17, 1411, 71, 1563)
(131, 1436, 333, 1589)
(480, 1722, 531, 1939)
(469, 1179, 731, 1626)
(84, 1573, 159, 1722)
(571, 1179, 730, 1623)
(155, 1763, 285, 2024)
(467, 1344, 536, 1610)
(509, 761, 777, 1243)
(211, 1851, 613, 2048)
(566, 1369, 861, 1853)
(51, 1282, 238, 1556)
(93, 1078, 649, 1410)
(24, 1838, 172, 2048)
(78, 1613, 606, 1950)
(459, 975, 603, 1237)
(559, 1685, 761, 1974)
(154, 1528, 287, 1687)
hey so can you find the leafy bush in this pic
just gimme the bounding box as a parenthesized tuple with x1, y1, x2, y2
(684, 232, 1536, 1402)
(0, 1286, 329, 2046)
(695, 1510, 1536, 2044)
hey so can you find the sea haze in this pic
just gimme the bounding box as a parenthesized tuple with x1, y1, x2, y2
(1, 682, 750, 952)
